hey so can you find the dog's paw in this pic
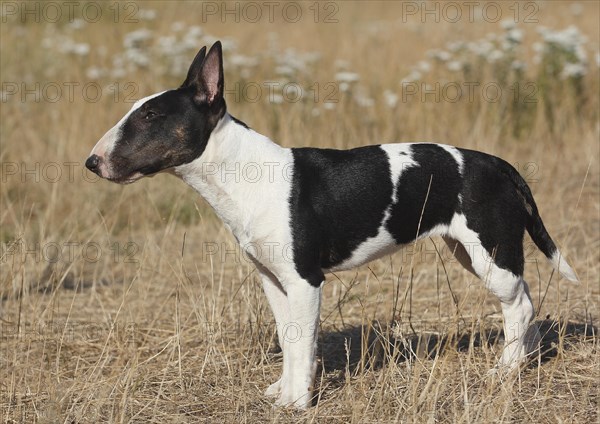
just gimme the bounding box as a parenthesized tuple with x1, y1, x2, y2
(273, 386, 311, 410)
(274, 389, 294, 408)
(265, 378, 282, 397)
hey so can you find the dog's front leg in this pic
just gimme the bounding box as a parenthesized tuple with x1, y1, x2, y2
(277, 279, 322, 409)
(258, 270, 291, 398)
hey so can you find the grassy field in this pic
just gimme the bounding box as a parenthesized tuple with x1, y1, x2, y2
(1, 1, 598, 422)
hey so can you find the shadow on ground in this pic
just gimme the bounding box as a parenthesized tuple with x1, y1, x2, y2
(317, 319, 597, 377)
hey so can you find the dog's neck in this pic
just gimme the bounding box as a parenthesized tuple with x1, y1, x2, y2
(173, 113, 292, 239)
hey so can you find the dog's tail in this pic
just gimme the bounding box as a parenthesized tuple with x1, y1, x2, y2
(505, 164, 579, 282)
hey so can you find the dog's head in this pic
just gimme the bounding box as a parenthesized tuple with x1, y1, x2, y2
(86, 42, 226, 184)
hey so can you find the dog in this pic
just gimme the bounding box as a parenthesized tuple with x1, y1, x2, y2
(86, 41, 578, 409)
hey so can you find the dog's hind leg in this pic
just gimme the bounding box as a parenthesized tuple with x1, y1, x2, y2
(493, 278, 541, 368)
(447, 214, 541, 370)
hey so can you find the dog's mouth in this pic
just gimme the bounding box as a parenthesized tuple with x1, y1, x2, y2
(106, 172, 145, 185)
(106, 169, 163, 185)
(107, 176, 139, 185)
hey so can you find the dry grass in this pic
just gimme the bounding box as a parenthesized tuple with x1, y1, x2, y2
(1, 1, 598, 423)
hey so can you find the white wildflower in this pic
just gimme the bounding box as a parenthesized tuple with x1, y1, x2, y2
(334, 72, 360, 83)
(575, 45, 587, 63)
(188, 26, 203, 39)
(158, 36, 178, 53)
(401, 70, 421, 83)
(417, 61, 431, 72)
(228, 54, 259, 68)
(86, 67, 106, 79)
(468, 40, 494, 57)
(275, 65, 295, 77)
(447, 41, 465, 52)
(276, 48, 312, 74)
(139, 9, 157, 21)
(506, 28, 523, 44)
(182, 34, 202, 50)
(71, 43, 90, 56)
(487, 49, 504, 63)
(125, 49, 150, 67)
(434, 50, 451, 62)
(539, 25, 587, 51)
(124, 29, 153, 49)
(511, 60, 526, 71)
(383, 89, 398, 108)
(171, 22, 185, 32)
(447, 61, 462, 72)
(68, 18, 85, 30)
(561, 63, 586, 79)
(500, 19, 516, 30)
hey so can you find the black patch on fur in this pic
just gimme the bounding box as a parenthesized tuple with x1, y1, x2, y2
(288, 142, 539, 281)
(108, 88, 225, 182)
(289, 146, 394, 286)
(458, 149, 529, 275)
(231, 115, 249, 129)
(386, 144, 462, 243)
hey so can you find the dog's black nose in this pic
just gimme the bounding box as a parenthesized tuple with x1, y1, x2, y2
(85, 155, 100, 173)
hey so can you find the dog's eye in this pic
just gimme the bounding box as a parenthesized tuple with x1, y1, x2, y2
(144, 111, 157, 120)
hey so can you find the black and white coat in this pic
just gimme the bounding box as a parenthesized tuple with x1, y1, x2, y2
(87, 42, 578, 409)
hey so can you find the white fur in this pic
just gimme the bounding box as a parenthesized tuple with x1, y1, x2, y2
(551, 250, 579, 282)
(382, 143, 417, 203)
(174, 114, 296, 277)
(439, 144, 464, 174)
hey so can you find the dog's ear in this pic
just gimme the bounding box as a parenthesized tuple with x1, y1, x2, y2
(181, 46, 207, 88)
(190, 41, 224, 106)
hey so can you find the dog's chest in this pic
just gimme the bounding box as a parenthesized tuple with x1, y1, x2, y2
(179, 146, 297, 265)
